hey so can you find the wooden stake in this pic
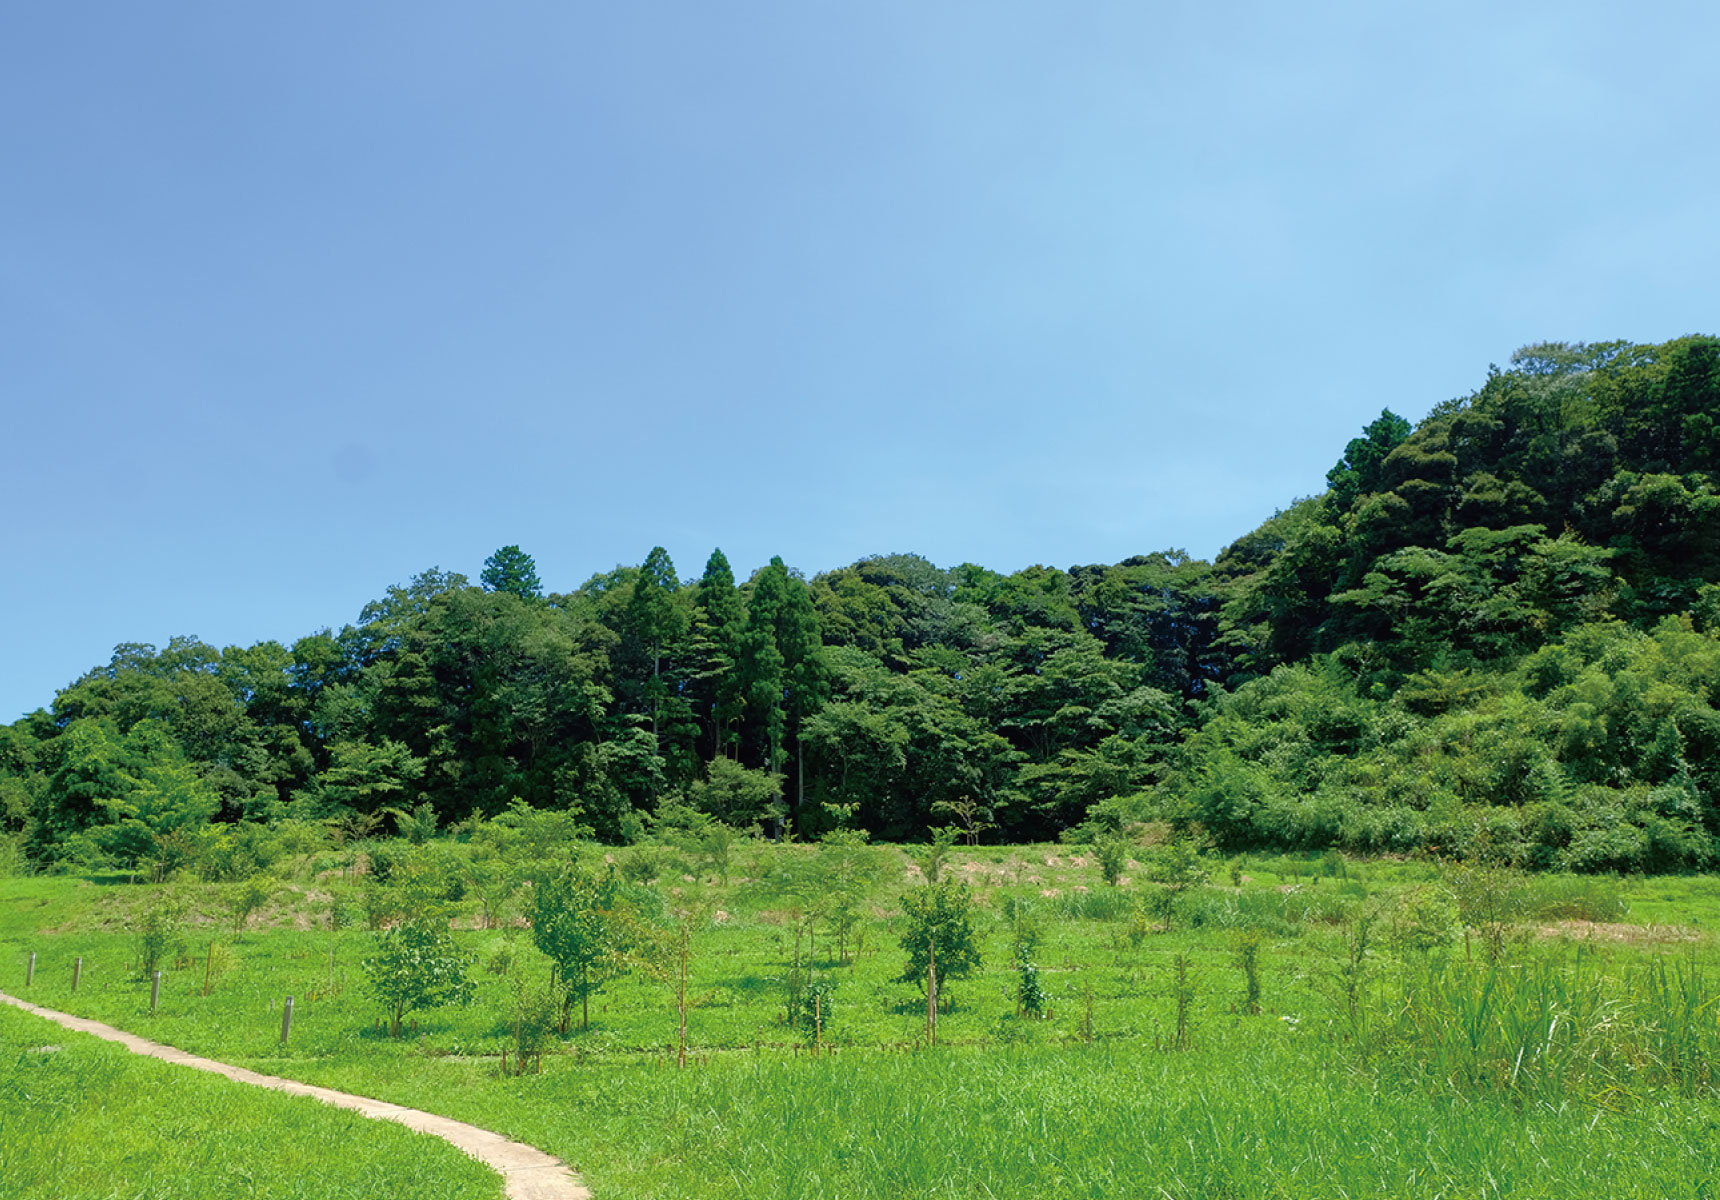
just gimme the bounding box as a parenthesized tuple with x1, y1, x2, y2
(925, 939, 937, 1047)
(25, 951, 34, 987)
(280, 996, 294, 1045)
(151, 971, 161, 1013)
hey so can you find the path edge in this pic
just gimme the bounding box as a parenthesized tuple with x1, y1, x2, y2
(0, 990, 590, 1200)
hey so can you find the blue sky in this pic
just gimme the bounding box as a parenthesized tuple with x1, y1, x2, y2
(3, 1, 1716, 720)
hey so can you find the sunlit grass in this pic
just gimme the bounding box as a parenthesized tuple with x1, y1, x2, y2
(6, 848, 1720, 1198)
(0, 1003, 502, 1200)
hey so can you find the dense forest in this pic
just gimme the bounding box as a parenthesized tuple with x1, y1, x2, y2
(5, 335, 1719, 873)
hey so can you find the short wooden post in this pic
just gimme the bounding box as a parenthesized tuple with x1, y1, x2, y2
(25, 951, 34, 987)
(72, 957, 82, 993)
(280, 996, 294, 1045)
(925, 939, 937, 1047)
(151, 971, 162, 1012)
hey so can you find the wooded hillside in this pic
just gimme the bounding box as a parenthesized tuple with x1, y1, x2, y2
(5, 335, 1717, 872)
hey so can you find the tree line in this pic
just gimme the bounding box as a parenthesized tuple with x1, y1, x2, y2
(3, 335, 1718, 872)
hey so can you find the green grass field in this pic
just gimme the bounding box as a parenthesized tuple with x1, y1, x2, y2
(0, 1003, 502, 1200)
(4, 842, 1720, 1198)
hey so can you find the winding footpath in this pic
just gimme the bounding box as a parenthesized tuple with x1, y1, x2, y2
(0, 990, 590, 1200)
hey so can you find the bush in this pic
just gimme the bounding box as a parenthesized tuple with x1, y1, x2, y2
(1385, 884, 1461, 954)
(911, 826, 959, 883)
(618, 845, 672, 884)
(132, 893, 184, 978)
(791, 979, 838, 1041)
(0, 834, 29, 878)
(228, 876, 277, 933)
(363, 918, 475, 1037)
(505, 973, 558, 1075)
(898, 880, 981, 1005)
(1094, 836, 1131, 887)
(192, 822, 284, 883)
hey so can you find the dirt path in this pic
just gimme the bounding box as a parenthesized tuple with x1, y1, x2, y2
(0, 990, 589, 1200)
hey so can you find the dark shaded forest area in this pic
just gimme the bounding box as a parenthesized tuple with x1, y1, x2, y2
(5, 336, 1719, 873)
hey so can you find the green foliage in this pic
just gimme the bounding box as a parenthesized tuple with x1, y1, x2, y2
(131, 891, 184, 977)
(0, 1005, 502, 1200)
(477, 798, 591, 866)
(897, 879, 981, 1002)
(818, 828, 881, 964)
(1385, 883, 1460, 955)
(479, 544, 543, 599)
(528, 861, 653, 1031)
(1015, 956, 1047, 1017)
(11, 848, 1720, 1199)
(791, 978, 838, 1041)
(1377, 950, 1720, 1102)
(5, 336, 1720, 870)
(910, 825, 958, 883)
(505, 972, 559, 1075)
(362, 917, 475, 1037)
(1235, 930, 1263, 1015)
(1093, 835, 1130, 886)
(682, 758, 784, 830)
(227, 875, 276, 933)
(1149, 838, 1211, 919)
(385, 800, 440, 844)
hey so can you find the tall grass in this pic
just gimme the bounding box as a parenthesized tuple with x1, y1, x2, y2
(0, 834, 30, 879)
(367, 1037, 1720, 1199)
(1520, 873, 1630, 922)
(1376, 948, 1720, 1102)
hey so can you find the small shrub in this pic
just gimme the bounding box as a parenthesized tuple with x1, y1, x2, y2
(385, 801, 441, 844)
(911, 826, 959, 884)
(1007, 899, 1043, 962)
(1168, 953, 1196, 1051)
(1094, 836, 1131, 887)
(1338, 910, 1376, 1026)
(484, 941, 517, 976)
(898, 880, 981, 1007)
(1149, 838, 1212, 928)
(1445, 860, 1529, 961)
(363, 918, 475, 1038)
(1228, 856, 1247, 888)
(791, 979, 837, 1043)
(1015, 957, 1047, 1018)
(228, 876, 277, 933)
(1386, 884, 1461, 955)
(619, 845, 670, 885)
(1127, 899, 1154, 946)
(1236, 931, 1263, 1015)
(132, 893, 184, 978)
(505, 973, 558, 1075)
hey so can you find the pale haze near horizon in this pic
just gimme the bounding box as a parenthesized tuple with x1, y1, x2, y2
(3, 1, 1716, 720)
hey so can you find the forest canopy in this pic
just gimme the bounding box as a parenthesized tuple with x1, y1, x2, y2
(5, 335, 1719, 874)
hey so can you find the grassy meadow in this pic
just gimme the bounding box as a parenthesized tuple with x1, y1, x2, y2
(3, 837, 1720, 1198)
(0, 1001, 503, 1200)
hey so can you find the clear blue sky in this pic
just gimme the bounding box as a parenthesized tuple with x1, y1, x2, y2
(3, 1, 1716, 720)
